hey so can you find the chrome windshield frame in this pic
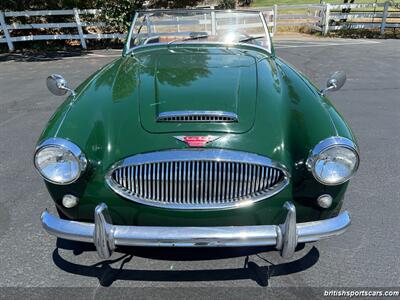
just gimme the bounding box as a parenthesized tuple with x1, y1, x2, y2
(124, 9, 272, 55)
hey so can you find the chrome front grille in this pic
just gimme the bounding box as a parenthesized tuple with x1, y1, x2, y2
(157, 111, 238, 123)
(106, 150, 289, 209)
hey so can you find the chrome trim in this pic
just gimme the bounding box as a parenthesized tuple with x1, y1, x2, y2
(124, 12, 138, 55)
(320, 71, 347, 96)
(125, 9, 272, 56)
(128, 41, 272, 56)
(306, 136, 360, 186)
(258, 10, 272, 52)
(94, 203, 115, 259)
(105, 149, 290, 210)
(40, 202, 351, 259)
(309, 136, 359, 159)
(34, 138, 87, 185)
(41, 209, 94, 243)
(157, 111, 238, 123)
(279, 202, 298, 258)
(46, 74, 76, 97)
(317, 194, 333, 209)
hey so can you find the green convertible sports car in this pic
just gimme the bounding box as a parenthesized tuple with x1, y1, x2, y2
(36, 9, 359, 259)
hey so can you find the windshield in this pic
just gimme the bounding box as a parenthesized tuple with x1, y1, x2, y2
(127, 10, 271, 52)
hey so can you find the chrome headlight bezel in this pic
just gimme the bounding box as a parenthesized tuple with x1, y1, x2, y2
(306, 136, 359, 186)
(34, 138, 87, 185)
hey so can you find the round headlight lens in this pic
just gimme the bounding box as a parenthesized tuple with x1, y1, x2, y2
(308, 137, 359, 185)
(34, 139, 86, 185)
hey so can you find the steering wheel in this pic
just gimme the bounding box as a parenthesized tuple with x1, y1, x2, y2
(222, 31, 252, 43)
(143, 36, 160, 45)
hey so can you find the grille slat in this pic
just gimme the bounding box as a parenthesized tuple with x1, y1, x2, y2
(221, 163, 226, 202)
(109, 150, 288, 210)
(204, 161, 208, 202)
(266, 167, 271, 189)
(191, 161, 195, 204)
(227, 162, 232, 201)
(238, 163, 243, 198)
(144, 164, 148, 199)
(166, 162, 170, 202)
(213, 162, 217, 203)
(182, 162, 186, 203)
(244, 164, 249, 196)
(260, 166, 265, 190)
(160, 163, 164, 201)
(187, 161, 192, 204)
(196, 161, 200, 204)
(200, 161, 204, 204)
(217, 162, 221, 202)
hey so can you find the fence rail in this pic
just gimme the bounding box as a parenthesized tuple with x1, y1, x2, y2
(0, 9, 126, 51)
(256, 2, 399, 36)
(0, 3, 399, 51)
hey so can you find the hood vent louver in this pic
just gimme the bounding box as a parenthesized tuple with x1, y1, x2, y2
(157, 111, 238, 123)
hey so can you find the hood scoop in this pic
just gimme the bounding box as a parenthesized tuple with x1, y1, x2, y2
(157, 111, 238, 123)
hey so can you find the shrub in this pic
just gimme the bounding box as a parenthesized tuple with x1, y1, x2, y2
(238, 0, 253, 6)
(217, 0, 236, 9)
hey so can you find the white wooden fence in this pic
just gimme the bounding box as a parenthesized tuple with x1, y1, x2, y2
(325, 2, 400, 35)
(258, 4, 325, 35)
(0, 3, 399, 51)
(0, 9, 125, 51)
(257, 2, 400, 36)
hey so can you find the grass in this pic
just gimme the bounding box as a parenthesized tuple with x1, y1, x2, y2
(251, 0, 388, 7)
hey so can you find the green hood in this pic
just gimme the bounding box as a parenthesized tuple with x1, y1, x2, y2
(137, 49, 257, 133)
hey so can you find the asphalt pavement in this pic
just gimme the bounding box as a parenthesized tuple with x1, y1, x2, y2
(0, 37, 399, 292)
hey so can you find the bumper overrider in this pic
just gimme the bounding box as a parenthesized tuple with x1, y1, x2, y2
(41, 202, 351, 259)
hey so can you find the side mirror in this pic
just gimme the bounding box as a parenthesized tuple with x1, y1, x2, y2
(46, 74, 76, 97)
(320, 71, 346, 95)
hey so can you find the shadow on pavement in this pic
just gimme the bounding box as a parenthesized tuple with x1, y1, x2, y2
(0, 49, 120, 62)
(52, 238, 319, 287)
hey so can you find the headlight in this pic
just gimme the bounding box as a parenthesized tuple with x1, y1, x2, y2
(307, 137, 359, 185)
(34, 138, 87, 185)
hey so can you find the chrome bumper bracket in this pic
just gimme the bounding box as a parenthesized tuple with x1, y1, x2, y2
(40, 202, 351, 259)
(94, 203, 115, 259)
(280, 201, 299, 258)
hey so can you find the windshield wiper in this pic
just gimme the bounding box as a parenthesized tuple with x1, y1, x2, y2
(238, 36, 265, 43)
(168, 33, 209, 46)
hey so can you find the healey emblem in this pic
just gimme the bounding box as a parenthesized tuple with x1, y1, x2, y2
(174, 136, 220, 147)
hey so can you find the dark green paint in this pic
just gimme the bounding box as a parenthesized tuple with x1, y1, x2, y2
(38, 43, 357, 226)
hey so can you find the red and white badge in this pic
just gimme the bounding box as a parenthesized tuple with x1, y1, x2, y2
(174, 135, 220, 147)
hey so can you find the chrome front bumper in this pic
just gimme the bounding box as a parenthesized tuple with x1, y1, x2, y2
(41, 202, 351, 259)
